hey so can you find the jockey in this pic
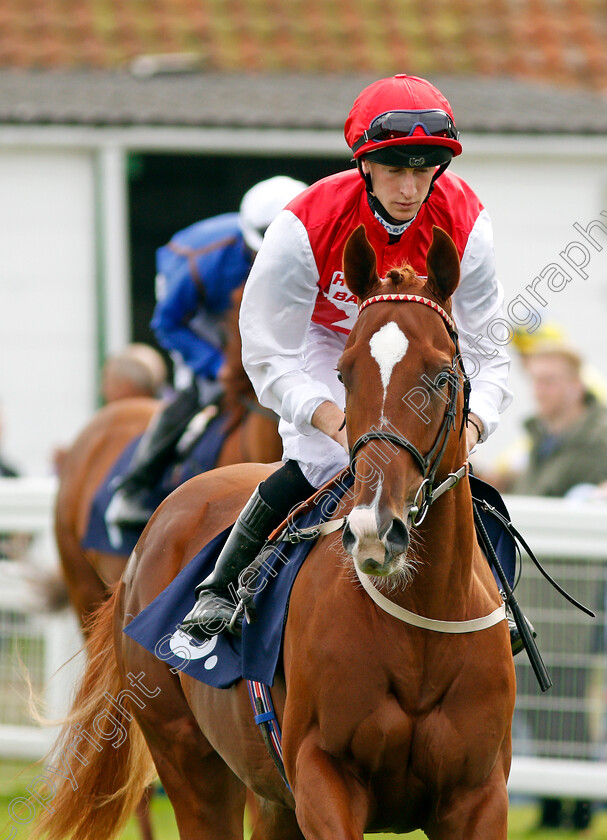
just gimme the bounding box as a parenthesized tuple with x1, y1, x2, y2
(107, 175, 307, 528)
(181, 75, 515, 644)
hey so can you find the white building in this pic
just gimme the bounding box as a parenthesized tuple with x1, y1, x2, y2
(0, 71, 606, 474)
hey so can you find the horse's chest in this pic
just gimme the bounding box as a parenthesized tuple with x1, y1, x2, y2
(343, 678, 506, 792)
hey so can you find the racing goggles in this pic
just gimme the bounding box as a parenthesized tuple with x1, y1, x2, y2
(352, 109, 459, 154)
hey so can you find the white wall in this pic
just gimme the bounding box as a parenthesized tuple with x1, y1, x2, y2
(452, 141, 607, 470)
(0, 149, 97, 475)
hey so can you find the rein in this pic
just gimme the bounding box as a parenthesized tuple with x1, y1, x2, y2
(283, 465, 468, 544)
(349, 293, 470, 526)
(279, 463, 507, 634)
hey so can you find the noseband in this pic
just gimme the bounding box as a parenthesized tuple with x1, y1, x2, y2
(348, 293, 471, 525)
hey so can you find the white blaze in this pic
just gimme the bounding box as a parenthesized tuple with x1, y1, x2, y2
(369, 321, 409, 423)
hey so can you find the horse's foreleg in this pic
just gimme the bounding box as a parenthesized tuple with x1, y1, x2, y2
(289, 740, 369, 839)
(249, 795, 304, 840)
(426, 776, 509, 840)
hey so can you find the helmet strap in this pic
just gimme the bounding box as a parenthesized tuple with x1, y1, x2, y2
(367, 193, 413, 238)
(423, 159, 451, 204)
(357, 158, 373, 192)
(356, 160, 413, 238)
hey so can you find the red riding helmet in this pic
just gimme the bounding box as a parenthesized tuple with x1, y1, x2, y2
(345, 75, 462, 165)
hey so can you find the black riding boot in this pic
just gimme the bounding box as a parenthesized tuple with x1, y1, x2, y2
(107, 383, 202, 527)
(180, 461, 315, 642)
(180, 485, 283, 641)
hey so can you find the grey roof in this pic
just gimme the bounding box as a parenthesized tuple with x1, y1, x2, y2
(1, 70, 607, 134)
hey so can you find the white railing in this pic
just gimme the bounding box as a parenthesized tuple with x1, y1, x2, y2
(0, 479, 606, 799)
(0, 477, 83, 759)
(504, 496, 607, 798)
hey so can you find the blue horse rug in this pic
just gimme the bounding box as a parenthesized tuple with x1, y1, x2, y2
(123, 472, 517, 690)
(82, 413, 228, 557)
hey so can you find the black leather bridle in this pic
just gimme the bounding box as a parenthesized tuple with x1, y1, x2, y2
(348, 293, 471, 525)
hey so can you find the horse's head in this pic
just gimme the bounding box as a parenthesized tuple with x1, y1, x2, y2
(340, 224, 466, 579)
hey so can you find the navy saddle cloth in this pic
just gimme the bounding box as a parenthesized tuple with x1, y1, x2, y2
(82, 413, 228, 557)
(123, 475, 353, 688)
(123, 472, 517, 691)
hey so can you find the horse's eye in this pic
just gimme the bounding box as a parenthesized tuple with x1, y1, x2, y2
(336, 371, 344, 384)
(435, 370, 453, 389)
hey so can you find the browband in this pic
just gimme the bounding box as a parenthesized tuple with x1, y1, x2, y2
(358, 293, 456, 334)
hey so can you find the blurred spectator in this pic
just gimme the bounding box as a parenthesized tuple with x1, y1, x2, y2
(100, 343, 168, 403)
(487, 325, 607, 498)
(513, 322, 607, 406)
(53, 343, 169, 475)
(509, 343, 607, 498)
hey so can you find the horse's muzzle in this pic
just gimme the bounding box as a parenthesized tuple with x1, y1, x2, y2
(343, 512, 410, 577)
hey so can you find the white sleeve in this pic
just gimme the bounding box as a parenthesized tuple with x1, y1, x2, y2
(240, 210, 337, 435)
(452, 209, 513, 440)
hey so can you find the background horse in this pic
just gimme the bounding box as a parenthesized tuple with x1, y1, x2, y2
(54, 287, 282, 634)
(37, 226, 516, 840)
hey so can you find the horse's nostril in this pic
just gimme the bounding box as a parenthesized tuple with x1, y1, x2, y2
(342, 522, 356, 554)
(384, 518, 409, 555)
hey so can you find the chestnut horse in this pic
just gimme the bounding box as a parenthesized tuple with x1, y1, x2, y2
(54, 288, 282, 633)
(38, 226, 516, 840)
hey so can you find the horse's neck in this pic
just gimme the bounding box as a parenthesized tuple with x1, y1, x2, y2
(394, 480, 484, 617)
(221, 369, 255, 415)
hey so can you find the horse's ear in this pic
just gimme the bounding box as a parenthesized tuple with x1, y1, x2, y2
(343, 225, 381, 300)
(425, 226, 460, 303)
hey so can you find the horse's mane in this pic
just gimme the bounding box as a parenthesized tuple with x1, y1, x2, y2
(221, 285, 255, 425)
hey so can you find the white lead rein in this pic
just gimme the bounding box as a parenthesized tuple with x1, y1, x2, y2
(353, 562, 506, 633)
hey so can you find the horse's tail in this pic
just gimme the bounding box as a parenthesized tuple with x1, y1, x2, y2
(33, 592, 156, 840)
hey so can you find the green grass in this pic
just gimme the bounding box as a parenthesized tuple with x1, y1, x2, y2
(2, 760, 606, 838)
